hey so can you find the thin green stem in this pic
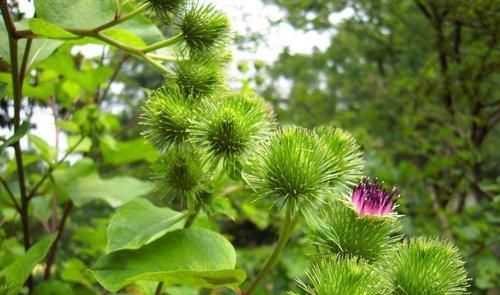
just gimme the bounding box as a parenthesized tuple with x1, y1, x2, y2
(146, 53, 182, 62)
(154, 282, 164, 295)
(0, 176, 21, 213)
(89, 33, 173, 75)
(27, 136, 85, 201)
(1, 2, 33, 291)
(7, 1, 174, 75)
(143, 33, 183, 53)
(244, 209, 299, 295)
(143, 54, 175, 75)
(93, 2, 149, 32)
(19, 39, 32, 84)
(92, 32, 142, 54)
(1, 0, 30, 251)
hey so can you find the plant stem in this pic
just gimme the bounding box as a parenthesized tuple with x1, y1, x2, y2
(12, 1, 174, 74)
(27, 136, 85, 200)
(154, 203, 202, 295)
(43, 201, 73, 280)
(244, 209, 299, 295)
(146, 53, 182, 62)
(0, 176, 21, 213)
(142, 53, 175, 75)
(92, 2, 149, 32)
(1, 0, 30, 252)
(19, 39, 32, 83)
(143, 33, 183, 53)
(1, 2, 33, 291)
(154, 282, 164, 295)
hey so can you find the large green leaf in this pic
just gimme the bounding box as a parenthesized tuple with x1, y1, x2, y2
(107, 198, 184, 252)
(91, 228, 246, 292)
(66, 173, 154, 207)
(0, 234, 57, 295)
(101, 138, 159, 165)
(34, 0, 116, 30)
(51, 158, 153, 207)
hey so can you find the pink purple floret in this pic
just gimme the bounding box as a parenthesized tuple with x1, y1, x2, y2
(352, 178, 399, 217)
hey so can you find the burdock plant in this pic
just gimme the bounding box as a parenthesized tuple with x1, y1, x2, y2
(5, 0, 467, 295)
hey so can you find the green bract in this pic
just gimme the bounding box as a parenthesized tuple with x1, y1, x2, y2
(311, 200, 401, 262)
(387, 237, 469, 294)
(141, 85, 195, 151)
(315, 126, 364, 194)
(245, 126, 335, 214)
(292, 257, 390, 295)
(177, 3, 231, 53)
(166, 55, 225, 98)
(190, 92, 274, 175)
(152, 145, 209, 204)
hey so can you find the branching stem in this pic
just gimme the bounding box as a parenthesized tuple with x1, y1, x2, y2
(27, 136, 85, 201)
(143, 33, 183, 53)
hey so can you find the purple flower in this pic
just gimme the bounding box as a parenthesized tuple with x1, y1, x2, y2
(351, 178, 399, 217)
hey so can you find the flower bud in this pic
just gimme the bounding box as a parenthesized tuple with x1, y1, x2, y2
(165, 55, 225, 99)
(141, 85, 195, 152)
(152, 145, 209, 204)
(292, 257, 390, 295)
(177, 3, 231, 53)
(387, 237, 469, 294)
(244, 126, 335, 215)
(351, 178, 399, 217)
(190, 92, 274, 178)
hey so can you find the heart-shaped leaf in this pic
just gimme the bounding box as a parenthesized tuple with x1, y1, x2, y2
(91, 228, 246, 292)
(106, 198, 184, 252)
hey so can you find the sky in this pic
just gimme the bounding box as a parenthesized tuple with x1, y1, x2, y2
(3, 0, 351, 156)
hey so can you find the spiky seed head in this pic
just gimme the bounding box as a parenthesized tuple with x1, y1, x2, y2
(386, 237, 469, 295)
(152, 145, 209, 204)
(310, 200, 401, 263)
(244, 126, 335, 215)
(144, 0, 187, 22)
(166, 55, 225, 99)
(190, 92, 274, 177)
(292, 257, 391, 295)
(352, 178, 399, 217)
(140, 85, 195, 151)
(177, 3, 231, 53)
(314, 127, 364, 193)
